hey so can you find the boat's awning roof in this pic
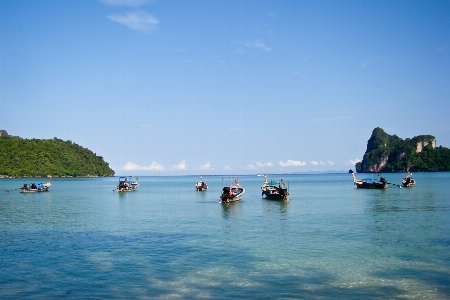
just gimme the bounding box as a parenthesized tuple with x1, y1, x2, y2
(268, 180, 279, 185)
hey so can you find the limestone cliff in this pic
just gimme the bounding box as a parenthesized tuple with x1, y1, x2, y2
(355, 128, 449, 173)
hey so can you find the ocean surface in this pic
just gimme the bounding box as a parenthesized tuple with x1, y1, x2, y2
(1, 173, 449, 299)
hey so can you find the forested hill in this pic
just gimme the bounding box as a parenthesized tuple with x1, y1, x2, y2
(0, 132, 114, 177)
(355, 127, 450, 173)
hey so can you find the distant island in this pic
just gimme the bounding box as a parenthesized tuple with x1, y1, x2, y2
(355, 127, 450, 173)
(0, 130, 114, 177)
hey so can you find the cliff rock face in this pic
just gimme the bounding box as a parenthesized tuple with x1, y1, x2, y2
(355, 127, 445, 173)
(416, 138, 436, 152)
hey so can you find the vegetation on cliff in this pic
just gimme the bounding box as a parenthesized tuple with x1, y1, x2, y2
(0, 135, 114, 177)
(355, 127, 450, 173)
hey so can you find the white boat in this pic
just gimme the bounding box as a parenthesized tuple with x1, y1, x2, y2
(220, 178, 245, 203)
(195, 176, 208, 191)
(20, 179, 52, 193)
(116, 176, 139, 192)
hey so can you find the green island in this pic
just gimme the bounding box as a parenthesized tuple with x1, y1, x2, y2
(0, 130, 114, 177)
(355, 127, 450, 173)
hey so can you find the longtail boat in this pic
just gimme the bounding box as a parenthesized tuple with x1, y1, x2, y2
(402, 172, 415, 187)
(20, 178, 52, 193)
(352, 173, 387, 189)
(261, 174, 289, 200)
(116, 176, 139, 192)
(195, 176, 208, 191)
(220, 178, 245, 203)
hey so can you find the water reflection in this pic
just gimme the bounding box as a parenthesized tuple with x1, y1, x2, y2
(262, 199, 289, 216)
(220, 201, 242, 219)
(195, 190, 207, 202)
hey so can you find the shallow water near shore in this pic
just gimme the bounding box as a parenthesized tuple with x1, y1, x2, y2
(1, 173, 450, 299)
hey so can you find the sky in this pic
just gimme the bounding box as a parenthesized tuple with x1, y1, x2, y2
(1, 0, 449, 176)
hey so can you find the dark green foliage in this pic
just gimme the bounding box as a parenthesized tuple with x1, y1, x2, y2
(0, 136, 115, 177)
(357, 127, 450, 172)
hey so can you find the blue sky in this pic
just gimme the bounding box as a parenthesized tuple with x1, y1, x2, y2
(1, 0, 449, 175)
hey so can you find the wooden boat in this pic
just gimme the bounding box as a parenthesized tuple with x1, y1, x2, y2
(352, 173, 387, 189)
(220, 178, 245, 203)
(20, 179, 52, 193)
(116, 176, 139, 192)
(261, 174, 289, 200)
(195, 176, 208, 191)
(402, 172, 415, 187)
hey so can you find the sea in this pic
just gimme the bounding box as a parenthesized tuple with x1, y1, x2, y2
(1, 173, 449, 299)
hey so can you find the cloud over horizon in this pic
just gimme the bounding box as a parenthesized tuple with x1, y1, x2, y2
(278, 160, 307, 167)
(123, 161, 164, 171)
(198, 162, 214, 170)
(172, 160, 187, 171)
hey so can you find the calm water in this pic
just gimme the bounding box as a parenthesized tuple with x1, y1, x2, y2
(1, 173, 449, 299)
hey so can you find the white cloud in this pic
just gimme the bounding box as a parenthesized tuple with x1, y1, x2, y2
(244, 40, 272, 52)
(278, 160, 306, 167)
(224, 166, 232, 171)
(256, 162, 274, 168)
(327, 161, 335, 166)
(123, 161, 164, 171)
(101, 0, 147, 7)
(311, 161, 319, 166)
(108, 11, 159, 32)
(348, 159, 360, 165)
(172, 160, 187, 171)
(244, 161, 274, 170)
(198, 162, 214, 170)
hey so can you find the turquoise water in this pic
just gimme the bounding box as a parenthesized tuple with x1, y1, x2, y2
(1, 173, 449, 299)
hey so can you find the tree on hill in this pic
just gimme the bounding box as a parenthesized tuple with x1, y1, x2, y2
(0, 135, 115, 177)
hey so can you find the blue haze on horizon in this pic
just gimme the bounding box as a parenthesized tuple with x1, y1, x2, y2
(1, 0, 449, 176)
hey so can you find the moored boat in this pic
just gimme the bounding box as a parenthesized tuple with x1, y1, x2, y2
(402, 172, 415, 187)
(195, 176, 208, 191)
(261, 174, 289, 200)
(220, 178, 245, 203)
(352, 173, 387, 189)
(116, 176, 139, 192)
(20, 178, 52, 193)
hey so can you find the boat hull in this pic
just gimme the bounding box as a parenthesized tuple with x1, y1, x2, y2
(118, 186, 138, 192)
(354, 182, 387, 189)
(262, 191, 289, 200)
(20, 187, 50, 193)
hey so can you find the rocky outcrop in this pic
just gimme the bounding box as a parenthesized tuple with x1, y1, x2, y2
(355, 127, 448, 173)
(363, 155, 389, 173)
(415, 138, 436, 153)
(0, 130, 8, 136)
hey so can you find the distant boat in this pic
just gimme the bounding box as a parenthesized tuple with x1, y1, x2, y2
(352, 173, 387, 189)
(261, 174, 289, 200)
(20, 178, 52, 193)
(195, 176, 208, 191)
(220, 178, 245, 203)
(116, 176, 139, 192)
(402, 172, 415, 187)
